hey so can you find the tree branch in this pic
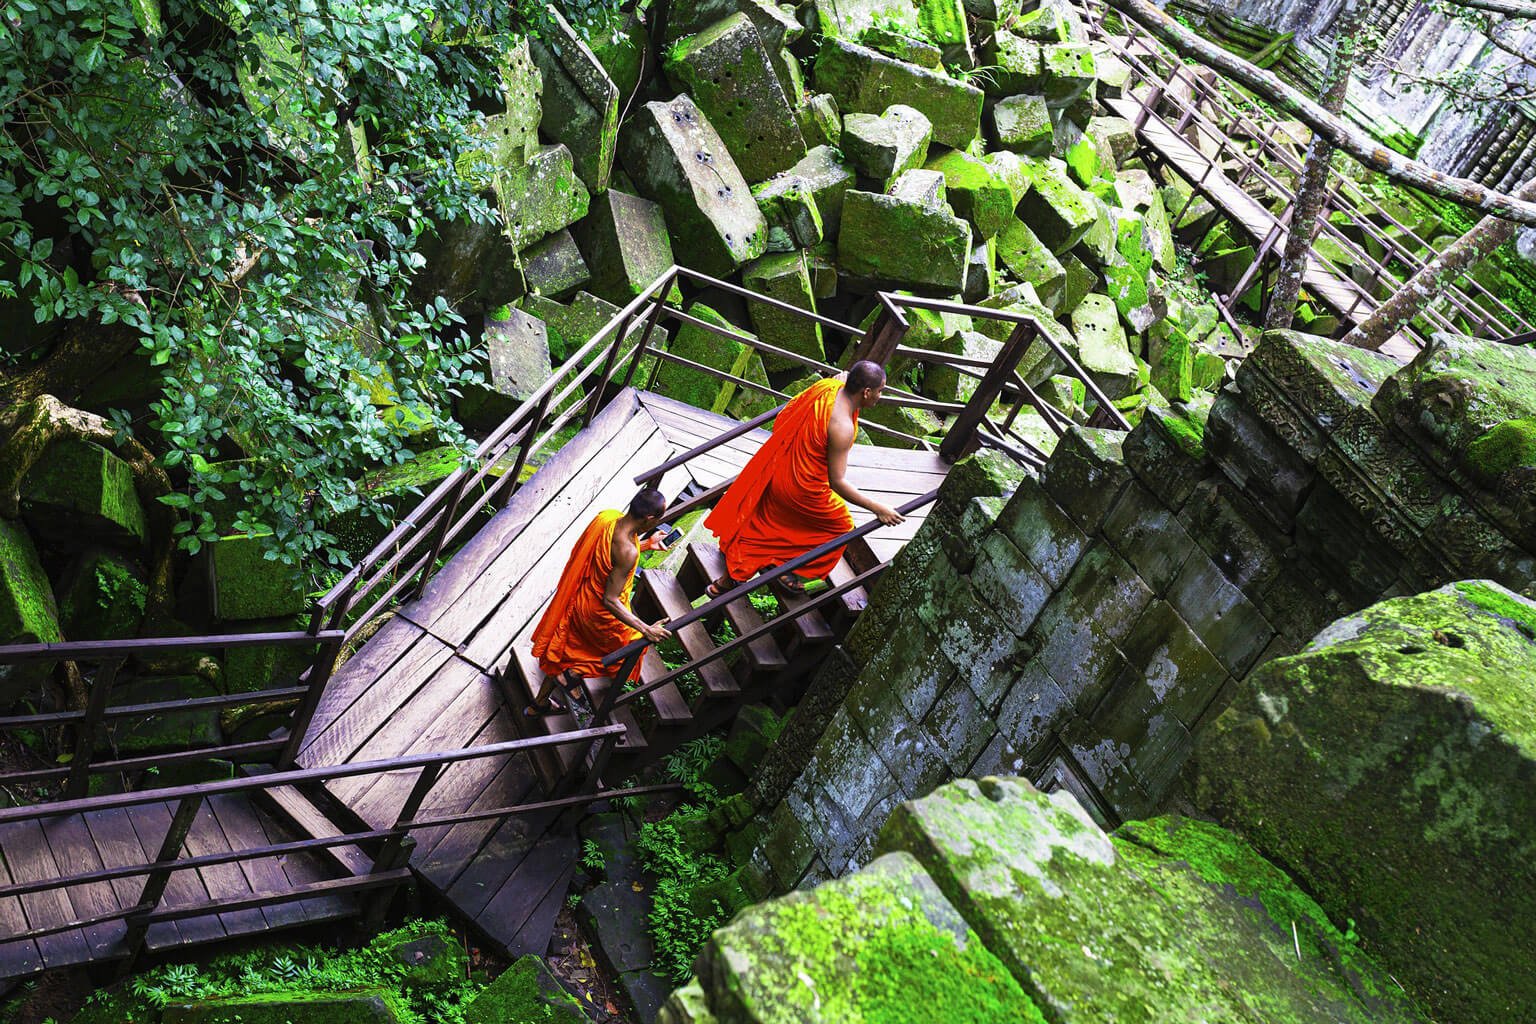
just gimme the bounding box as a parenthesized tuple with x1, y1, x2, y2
(1445, 0, 1536, 18)
(1106, 0, 1536, 224)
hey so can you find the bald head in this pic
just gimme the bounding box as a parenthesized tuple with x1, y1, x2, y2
(629, 487, 667, 521)
(846, 360, 886, 396)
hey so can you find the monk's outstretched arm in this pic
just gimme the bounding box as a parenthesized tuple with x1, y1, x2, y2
(603, 550, 671, 643)
(827, 415, 906, 527)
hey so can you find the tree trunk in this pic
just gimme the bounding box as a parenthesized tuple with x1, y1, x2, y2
(1447, 0, 1536, 18)
(1265, 0, 1365, 329)
(1341, 175, 1536, 349)
(1105, 0, 1536, 224)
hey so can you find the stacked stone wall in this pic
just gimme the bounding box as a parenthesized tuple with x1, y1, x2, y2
(744, 328, 1536, 888)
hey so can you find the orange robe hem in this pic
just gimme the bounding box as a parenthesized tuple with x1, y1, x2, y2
(530, 509, 643, 681)
(705, 378, 855, 582)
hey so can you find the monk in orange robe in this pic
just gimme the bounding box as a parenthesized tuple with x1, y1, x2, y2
(704, 361, 904, 596)
(526, 488, 672, 715)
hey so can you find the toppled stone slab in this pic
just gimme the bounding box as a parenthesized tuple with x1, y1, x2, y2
(665, 13, 806, 183)
(838, 189, 972, 291)
(572, 189, 677, 303)
(1040, 42, 1095, 108)
(21, 439, 149, 550)
(1071, 292, 1136, 399)
(57, 549, 145, 641)
(465, 955, 585, 1023)
(677, 852, 1046, 1024)
(927, 330, 1002, 403)
(652, 304, 773, 417)
(530, 10, 620, 191)
(980, 32, 1042, 97)
(518, 228, 588, 299)
(1016, 157, 1094, 253)
(0, 517, 60, 647)
(493, 143, 591, 249)
(814, 37, 984, 149)
(798, 92, 842, 149)
(841, 104, 932, 182)
(888, 168, 946, 207)
(993, 93, 1053, 155)
(925, 150, 1019, 239)
(859, 25, 943, 68)
(620, 95, 767, 275)
(486, 306, 553, 400)
(163, 992, 401, 1023)
(743, 252, 827, 370)
(996, 218, 1066, 312)
(752, 145, 856, 249)
(1194, 581, 1536, 1024)
(879, 777, 1426, 1023)
(208, 534, 307, 620)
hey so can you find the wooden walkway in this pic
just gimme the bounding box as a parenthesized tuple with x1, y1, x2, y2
(292, 388, 947, 954)
(0, 794, 354, 976)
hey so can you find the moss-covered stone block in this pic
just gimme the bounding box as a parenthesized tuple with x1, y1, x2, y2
(21, 438, 148, 549)
(163, 991, 402, 1023)
(925, 150, 1019, 240)
(752, 145, 855, 249)
(742, 252, 827, 371)
(465, 955, 585, 1023)
(0, 516, 60, 653)
(517, 228, 589, 301)
(979, 31, 1043, 97)
(529, 11, 620, 192)
(1015, 156, 1094, 254)
(992, 93, 1052, 154)
(665, 14, 806, 183)
(489, 143, 591, 250)
(694, 851, 1047, 1023)
(1039, 41, 1095, 108)
(208, 534, 307, 621)
(1194, 581, 1536, 1024)
(1070, 292, 1136, 400)
(837, 189, 971, 292)
(56, 549, 147, 641)
(813, 37, 984, 149)
(841, 104, 932, 182)
(857, 25, 942, 67)
(879, 778, 1426, 1023)
(572, 189, 677, 304)
(619, 95, 767, 276)
(651, 304, 772, 417)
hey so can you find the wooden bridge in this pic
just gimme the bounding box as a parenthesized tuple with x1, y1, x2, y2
(0, 269, 1124, 981)
(1076, 0, 1533, 359)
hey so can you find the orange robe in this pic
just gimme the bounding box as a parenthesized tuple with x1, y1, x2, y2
(530, 509, 643, 680)
(706, 378, 856, 582)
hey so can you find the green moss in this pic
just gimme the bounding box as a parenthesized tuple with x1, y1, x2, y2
(0, 516, 61, 643)
(853, 921, 1046, 1024)
(463, 956, 583, 1023)
(1453, 580, 1536, 639)
(1465, 418, 1536, 482)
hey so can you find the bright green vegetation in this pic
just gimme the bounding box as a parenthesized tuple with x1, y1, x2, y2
(1466, 418, 1536, 482)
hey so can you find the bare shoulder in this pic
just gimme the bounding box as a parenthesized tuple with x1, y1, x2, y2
(827, 403, 856, 450)
(610, 531, 640, 571)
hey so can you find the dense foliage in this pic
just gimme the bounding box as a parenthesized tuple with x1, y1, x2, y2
(0, 0, 596, 565)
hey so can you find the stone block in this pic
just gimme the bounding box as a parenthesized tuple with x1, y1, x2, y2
(993, 656, 1073, 755)
(813, 37, 984, 149)
(858, 25, 943, 68)
(938, 491, 1003, 573)
(1293, 480, 1404, 607)
(979, 31, 1042, 97)
(963, 236, 997, 302)
(651, 303, 772, 416)
(164, 993, 402, 1023)
(1164, 552, 1273, 677)
(529, 12, 620, 192)
(1179, 478, 1287, 592)
(485, 306, 552, 400)
(1086, 114, 1135, 165)
(926, 579, 1031, 707)
(1058, 250, 1097, 316)
(56, 549, 146, 641)
(619, 95, 767, 275)
(1070, 292, 1136, 400)
(1017, 156, 1095, 254)
(924, 330, 1001, 405)
(758, 797, 817, 890)
(970, 530, 1054, 639)
(465, 955, 586, 1023)
(1040, 41, 1094, 109)
(522, 290, 619, 363)
(863, 606, 954, 722)
(1109, 599, 1230, 730)
(208, 534, 306, 620)
(921, 676, 998, 775)
(924, 149, 1019, 239)
(837, 189, 971, 291)
(1203, 385, 1315, 527)
(995, 473, 1088, 589)
(742, 252, 826, 371)
(1121, 400, 1212, 511)
(886, 168, 946, 207)
(1193, 582, 1536, 1024)
(1026, 542, 1152, 711)
(0, 517, 60, 656)
(798, 92, 842, 149)
(845, 667, 949, 797)
(21, 439, 148, 550)
(1101, 481, 1193, 595)
(841, 104, 931, 181)
(1041, 425, 1132, 533)
(995, 219, 1066, 312)
(493, 143, 591, 249)
(665, 14, 806, 182)
(517, 228, 588, 299)
(992, 93, 1053, 154)
(571, 190, 677, 304)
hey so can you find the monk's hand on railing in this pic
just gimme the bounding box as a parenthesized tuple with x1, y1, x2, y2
(872, 503, 906, 527)
(641, 619, 672, 644)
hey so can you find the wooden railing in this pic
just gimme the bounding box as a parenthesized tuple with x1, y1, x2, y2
(1078, 0, 1533, 346)
(0, 725, 653, 969)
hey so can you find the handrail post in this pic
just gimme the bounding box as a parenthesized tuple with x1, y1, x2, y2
(583, 310, 637, 428)
(362, 762, 439, 930)
(276, 635, 344, 770)
(501, 393, 551, 508)
(412, 472, 471, 601)
(66, 658, 121, 800)
(618, 287, 671, 395)
(940, 320, 1038, 463)
(847, 297, 909, 366)
(122, 793, 202, 961)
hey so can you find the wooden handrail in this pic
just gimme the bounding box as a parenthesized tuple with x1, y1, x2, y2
(601, 489, 939, 669)
(0, 628, 340, 664)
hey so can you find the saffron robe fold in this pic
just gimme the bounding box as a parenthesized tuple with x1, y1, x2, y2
(705, 378, 856, 582)
(531, 509, 642, 680)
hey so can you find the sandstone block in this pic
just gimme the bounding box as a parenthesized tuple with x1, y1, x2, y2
(752, 144, 855, 247)
(837, 189, 971, 291)
(992, 93, 1053, 154)
(742, 251, 827, 370)
(925, 149, 1019, 239)
(529, 13, 619, 192)
(572, 190, 677, 303)
(518, 228, 589, 299)
(995, 218, 1066, 311)
(21, 439, 148, 549)
(841, 104, 932, 181)
(814, 37, 984, 148)
(1017, 156, 1095, 253)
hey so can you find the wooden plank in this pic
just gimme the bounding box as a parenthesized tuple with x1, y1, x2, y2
(254, 803, 352, 923)
(36, 814, 125, 960)
(179, 800, 269, 937)
(3, 819, 92, 968)
(413, 736, 538, 891)
(81, 805, 175, 949)
(301, 631, 455, 770)
(477, 833, 577, 955)
(458, 430, 677, 671)
(683, 545, 787, 674)
(0, 826, 44, 978)
(637, 571, 738, 698)
(204, 793, 312, 931)
(504, 853, 579, 958)
(443, 809, 559, 919)
(252, 784, 374, 880)
(638, 648, 692, 723)
(425, 423, 674, 652)
(127, 801, 224, 948)
(297, 613, 423, 762)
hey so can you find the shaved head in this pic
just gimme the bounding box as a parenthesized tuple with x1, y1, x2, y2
(847, 360, 886, 393)
(630, 487, 667, 519)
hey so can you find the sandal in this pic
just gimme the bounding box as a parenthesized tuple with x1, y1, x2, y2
(523, 694, 566, 718)
(771, 574, 810, 599)
(705, 575, 740, 599)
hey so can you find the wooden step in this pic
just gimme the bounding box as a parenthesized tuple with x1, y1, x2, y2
(636, 569, 739, 700)
(245, 771, 375, 880)
(682, 543, 833, 662)
(824, 558, 871, 630)
(638, 648, 693, 725)
(497, 649, 647, 791)
(678, 544, 788, 682)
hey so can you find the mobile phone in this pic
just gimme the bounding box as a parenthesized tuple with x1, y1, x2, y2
(659, 525, 683, 548)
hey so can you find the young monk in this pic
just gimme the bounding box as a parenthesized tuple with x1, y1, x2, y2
(704, 360, 905, 597)
(526, 488, 673, 716)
